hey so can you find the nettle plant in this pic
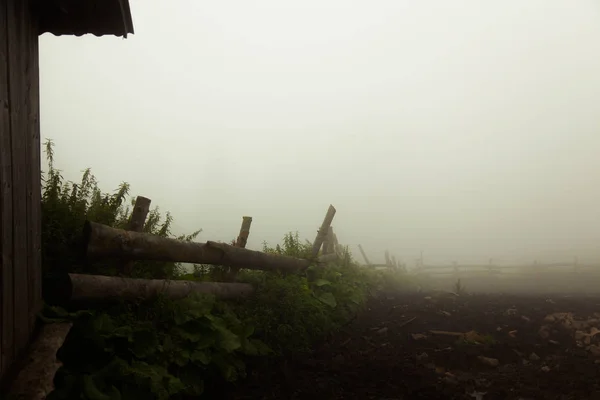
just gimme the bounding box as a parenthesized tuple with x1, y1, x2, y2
(41, 139, 201, 280)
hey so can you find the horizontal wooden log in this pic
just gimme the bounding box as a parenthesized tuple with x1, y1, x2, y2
(83, 221, 311, 272)
(6, 322, 73, 400)
(45, 273, 254, 305)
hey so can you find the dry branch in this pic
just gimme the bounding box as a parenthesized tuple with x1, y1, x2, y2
(83, 221, 311, 272)
(6, 322, 72, 400)
(45, 273, 254, 305)
(310, 205, 336, 259)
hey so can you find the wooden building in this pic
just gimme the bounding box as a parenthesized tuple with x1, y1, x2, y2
(0, 0, 133, 388)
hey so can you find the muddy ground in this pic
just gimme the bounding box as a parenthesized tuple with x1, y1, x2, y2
(220, 291, 600, 400)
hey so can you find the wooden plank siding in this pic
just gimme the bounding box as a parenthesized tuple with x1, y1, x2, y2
(0, 0, 43, 384)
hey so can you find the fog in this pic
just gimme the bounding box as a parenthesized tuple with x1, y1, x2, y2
(39, 0, 600, 267)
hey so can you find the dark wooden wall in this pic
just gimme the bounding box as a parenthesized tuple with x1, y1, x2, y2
(0, 0, 43, 384)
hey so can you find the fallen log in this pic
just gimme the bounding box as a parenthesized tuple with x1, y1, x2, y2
(83, 221, 311, 272)
(44, 273, 254, 305)
(6, 322, 73, 400)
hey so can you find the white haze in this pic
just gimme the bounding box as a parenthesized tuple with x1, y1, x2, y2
(39, 0, 600, 267)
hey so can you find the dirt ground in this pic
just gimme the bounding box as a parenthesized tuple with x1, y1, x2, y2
(220, 291, 600, 400)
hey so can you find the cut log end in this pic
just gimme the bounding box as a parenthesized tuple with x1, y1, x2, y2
(6, 322, 73, 400)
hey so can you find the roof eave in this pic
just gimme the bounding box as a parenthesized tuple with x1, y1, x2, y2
(35, 0, 134, 38)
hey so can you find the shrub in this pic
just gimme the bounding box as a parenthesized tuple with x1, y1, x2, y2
(41, 139, 201, 280)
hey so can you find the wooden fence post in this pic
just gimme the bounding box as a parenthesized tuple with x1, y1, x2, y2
(229, 216, 253, 279)
(322, 226, 332, 255)
(357, 244, 371, 266)
(235, 216, 252, 248)
(311, 205, 336, 259)
(122, 196, 151, 275)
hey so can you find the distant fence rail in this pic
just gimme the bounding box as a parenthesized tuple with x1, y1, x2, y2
(415, 259, 600, 277)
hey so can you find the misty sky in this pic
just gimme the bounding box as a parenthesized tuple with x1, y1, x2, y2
(39, 0, 600, 266)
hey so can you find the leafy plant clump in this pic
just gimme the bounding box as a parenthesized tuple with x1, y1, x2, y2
(42, 141, 409, 399)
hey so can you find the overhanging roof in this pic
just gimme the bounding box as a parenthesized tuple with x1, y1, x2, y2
(34, 0, 134, 38)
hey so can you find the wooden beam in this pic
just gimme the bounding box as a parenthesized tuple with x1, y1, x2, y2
(83, 221, 311, 272)
(45, 273, 254, 305)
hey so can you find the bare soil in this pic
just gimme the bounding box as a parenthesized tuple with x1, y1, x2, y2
(221, 291, 600, 400)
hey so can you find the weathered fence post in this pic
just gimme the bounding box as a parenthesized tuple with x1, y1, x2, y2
(322, 226, 332, 255)
(311, 205, 336, 259)
(229, 216, 253, 279)
(357, 244, 371, 266)
(235, 216, 252, 248)
(122, 196, 151, 275)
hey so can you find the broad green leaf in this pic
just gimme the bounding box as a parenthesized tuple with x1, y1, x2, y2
(241, 324, 255, 338)
(191, 350, 211, 365)
(212, 354, 240, 382)
(92, 313, 115, 333)
(216, 326, 241, 352)
(172, 327, 202, 343)
(82, 375, 116, 400)
(313, 279, 331, 287)
(240, 338, 258, 355)
(317, 292, 337, 308)
(194, 333, 217, 350)
(349, 291, 363, 305)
